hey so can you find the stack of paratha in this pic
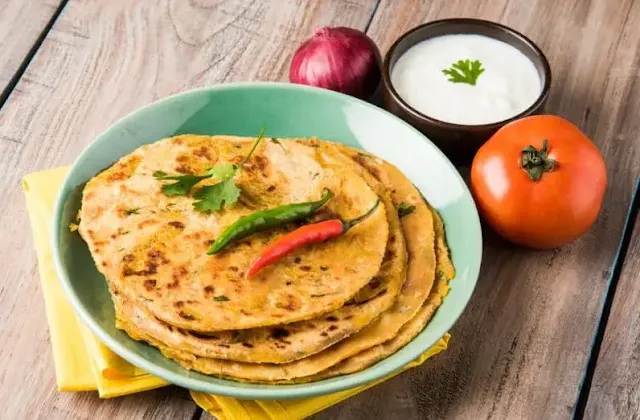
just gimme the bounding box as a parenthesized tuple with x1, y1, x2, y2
(78, 134, 454, 383)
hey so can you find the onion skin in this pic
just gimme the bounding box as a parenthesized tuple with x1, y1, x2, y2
(289, 27, 382, 100)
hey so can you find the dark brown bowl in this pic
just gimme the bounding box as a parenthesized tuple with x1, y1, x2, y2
(381, 18, 552, 165)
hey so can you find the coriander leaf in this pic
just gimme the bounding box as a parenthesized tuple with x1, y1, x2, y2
(191, 129, 263, 212)
(193, 180, 241, 213)
(398, 202, 416, 218)
(124, 208, 140, 215)
(153, 128, 265, 210)
(154, 172, 211, 196)
(213, 295, 230, 302)
(209, 163, 238, 181)
(442, 59, 485, 86)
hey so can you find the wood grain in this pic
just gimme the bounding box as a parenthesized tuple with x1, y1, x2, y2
(313, 0, 640, 419)
(585, 209, 640, 419)
(0, 0, 377, 419)
(24, 388, 197, 420)
(0, 0, 63, 95)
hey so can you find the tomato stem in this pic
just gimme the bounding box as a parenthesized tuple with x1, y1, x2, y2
(521, 139, 556, 181)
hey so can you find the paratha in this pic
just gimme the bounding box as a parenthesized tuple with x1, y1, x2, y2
(79, 136, 389, 332)
(116, 142, 437, 381)
(292, 207, 454, 382)
(110, 149, 407, 363)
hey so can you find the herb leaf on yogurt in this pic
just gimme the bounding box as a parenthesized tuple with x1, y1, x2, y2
(442, 59, 485, 86)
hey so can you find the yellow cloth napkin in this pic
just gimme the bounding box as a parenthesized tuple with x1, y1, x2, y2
(23, 166, 450, 418)
(23, 167, 168, 398)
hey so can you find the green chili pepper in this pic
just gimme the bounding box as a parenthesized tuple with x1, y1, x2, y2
(207, 188, 333, 254)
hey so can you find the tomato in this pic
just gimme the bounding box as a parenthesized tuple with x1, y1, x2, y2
(470, 115, 607, 249)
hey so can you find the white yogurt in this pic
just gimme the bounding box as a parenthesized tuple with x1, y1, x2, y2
(391, 34, 542, 125)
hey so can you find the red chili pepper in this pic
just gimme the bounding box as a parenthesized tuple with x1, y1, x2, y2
(247, 198, 381, 278)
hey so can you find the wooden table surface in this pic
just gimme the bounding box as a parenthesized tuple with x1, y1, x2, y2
(1, 0, 638, 419)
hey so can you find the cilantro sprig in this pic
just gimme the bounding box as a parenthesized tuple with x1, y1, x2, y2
(192, 164, 241, 213)
(154, 128, 265, 213)
(442, 59, 485, 86)
(153, 171, 211, 196)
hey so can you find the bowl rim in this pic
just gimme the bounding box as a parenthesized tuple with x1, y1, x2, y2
(50, 81, 482, 399)
(382, 17, 552, 129)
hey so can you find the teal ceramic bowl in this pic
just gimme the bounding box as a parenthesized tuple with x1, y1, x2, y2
(52, 82, 482, 399)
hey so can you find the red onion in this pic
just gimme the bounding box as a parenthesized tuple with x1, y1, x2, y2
(289, 26, 382, 100)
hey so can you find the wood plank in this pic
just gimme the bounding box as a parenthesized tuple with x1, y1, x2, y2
(29, 388, 198, 420)
(0, 0, 63, 97)
(585, 197, 640, 419)
(0, 0, 377, 419)
(313, 0, 640, 419)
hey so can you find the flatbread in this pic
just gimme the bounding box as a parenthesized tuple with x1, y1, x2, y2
(296, 207, 455, 382)
(111, 147, 407, 363)
(116, 142, 437, 381)
(79, 135, 389, 332)
(215, 206, 454, 384)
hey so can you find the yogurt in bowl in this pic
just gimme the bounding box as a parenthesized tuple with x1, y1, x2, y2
(391, 34, 542, 125)
(381, 18, 552, 163)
